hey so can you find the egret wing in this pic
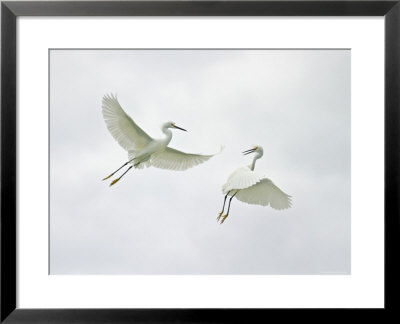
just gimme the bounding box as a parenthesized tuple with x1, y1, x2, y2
(222, 166, 265, 194)
(102, 94, 152, 151)
(236, 178, 292, 209)
(150, 147, 215, 171)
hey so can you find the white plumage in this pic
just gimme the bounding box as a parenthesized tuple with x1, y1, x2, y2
(222, 166, 265, 193)
(150, 148, 214, 171)
(102, 94, 152, 152)
(235, 178, 291, 210)
(218, 146, 291, 224)
(102, 94, 217, 186)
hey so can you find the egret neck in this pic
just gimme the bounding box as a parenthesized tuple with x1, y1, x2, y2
(161, 123, 173, 146)
(250, 150, 263, 171)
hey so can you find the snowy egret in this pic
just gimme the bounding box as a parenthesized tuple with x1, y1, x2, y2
(218, 146, 292, 224)
(102, 94, 217, 186)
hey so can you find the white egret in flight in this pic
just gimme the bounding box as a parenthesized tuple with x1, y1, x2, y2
(218, 146, 291, 224)
(102, 94, 217, 186)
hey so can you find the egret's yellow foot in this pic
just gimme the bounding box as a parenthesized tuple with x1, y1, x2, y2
(217, 211, 223, 221)
(102, 174, 113, 181)
(220, 215, 228, 224)
(109, 178, 119, 186)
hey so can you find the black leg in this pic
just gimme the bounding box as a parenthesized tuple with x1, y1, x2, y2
(103, 157, 135, 180)
(221, 191, 238, 224)
(217, 191, 230, 221)
(109, 165, 133, 186)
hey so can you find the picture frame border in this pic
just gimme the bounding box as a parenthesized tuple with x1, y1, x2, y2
(1, 0, 399, 322)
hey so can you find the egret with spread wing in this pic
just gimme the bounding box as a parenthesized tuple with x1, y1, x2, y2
(102, 94, 217, 186)
(218, 146, 292, 224)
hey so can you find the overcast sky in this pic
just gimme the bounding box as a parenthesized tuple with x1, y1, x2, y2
(49, 49, 350, 274)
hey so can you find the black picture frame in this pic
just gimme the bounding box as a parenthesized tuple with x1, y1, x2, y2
(1, 0, 399, 322)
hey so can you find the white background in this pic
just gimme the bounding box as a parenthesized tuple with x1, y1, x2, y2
(18, 17, 384, 308)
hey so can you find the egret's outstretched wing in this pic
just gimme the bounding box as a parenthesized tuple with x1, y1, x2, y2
(222, 166, 265, 194)
(150, 147, 215, 171)
(102, 94, 152, 151)
(236, 179, 292, 209)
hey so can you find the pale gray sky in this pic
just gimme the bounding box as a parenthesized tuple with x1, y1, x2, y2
(50, 49, 350, 274)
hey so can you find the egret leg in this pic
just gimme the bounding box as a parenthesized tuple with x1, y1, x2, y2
(109, 161, 141, 186)
(109, 166, 133, 186)
(217, 191, 230, 221)
(220, 191, 238, 224)
(102, 157, 135, 180)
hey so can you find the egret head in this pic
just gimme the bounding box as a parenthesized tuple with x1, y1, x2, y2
(164, 121, 187, 132)
(243, 145, 263, 156)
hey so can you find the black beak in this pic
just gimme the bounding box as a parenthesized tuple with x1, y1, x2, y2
(243, 148, 256, 155)
(173, 125, 187, 132)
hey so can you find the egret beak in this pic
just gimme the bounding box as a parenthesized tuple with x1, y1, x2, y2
(243, 148, 256, 155)
(173, 124, 187, 132)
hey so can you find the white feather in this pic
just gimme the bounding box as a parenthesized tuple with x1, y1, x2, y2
(235, 178, 292, 209)
(222, 166, 265, 193)
(102, 94, 152, 151)
(150, 147, 215, 171)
